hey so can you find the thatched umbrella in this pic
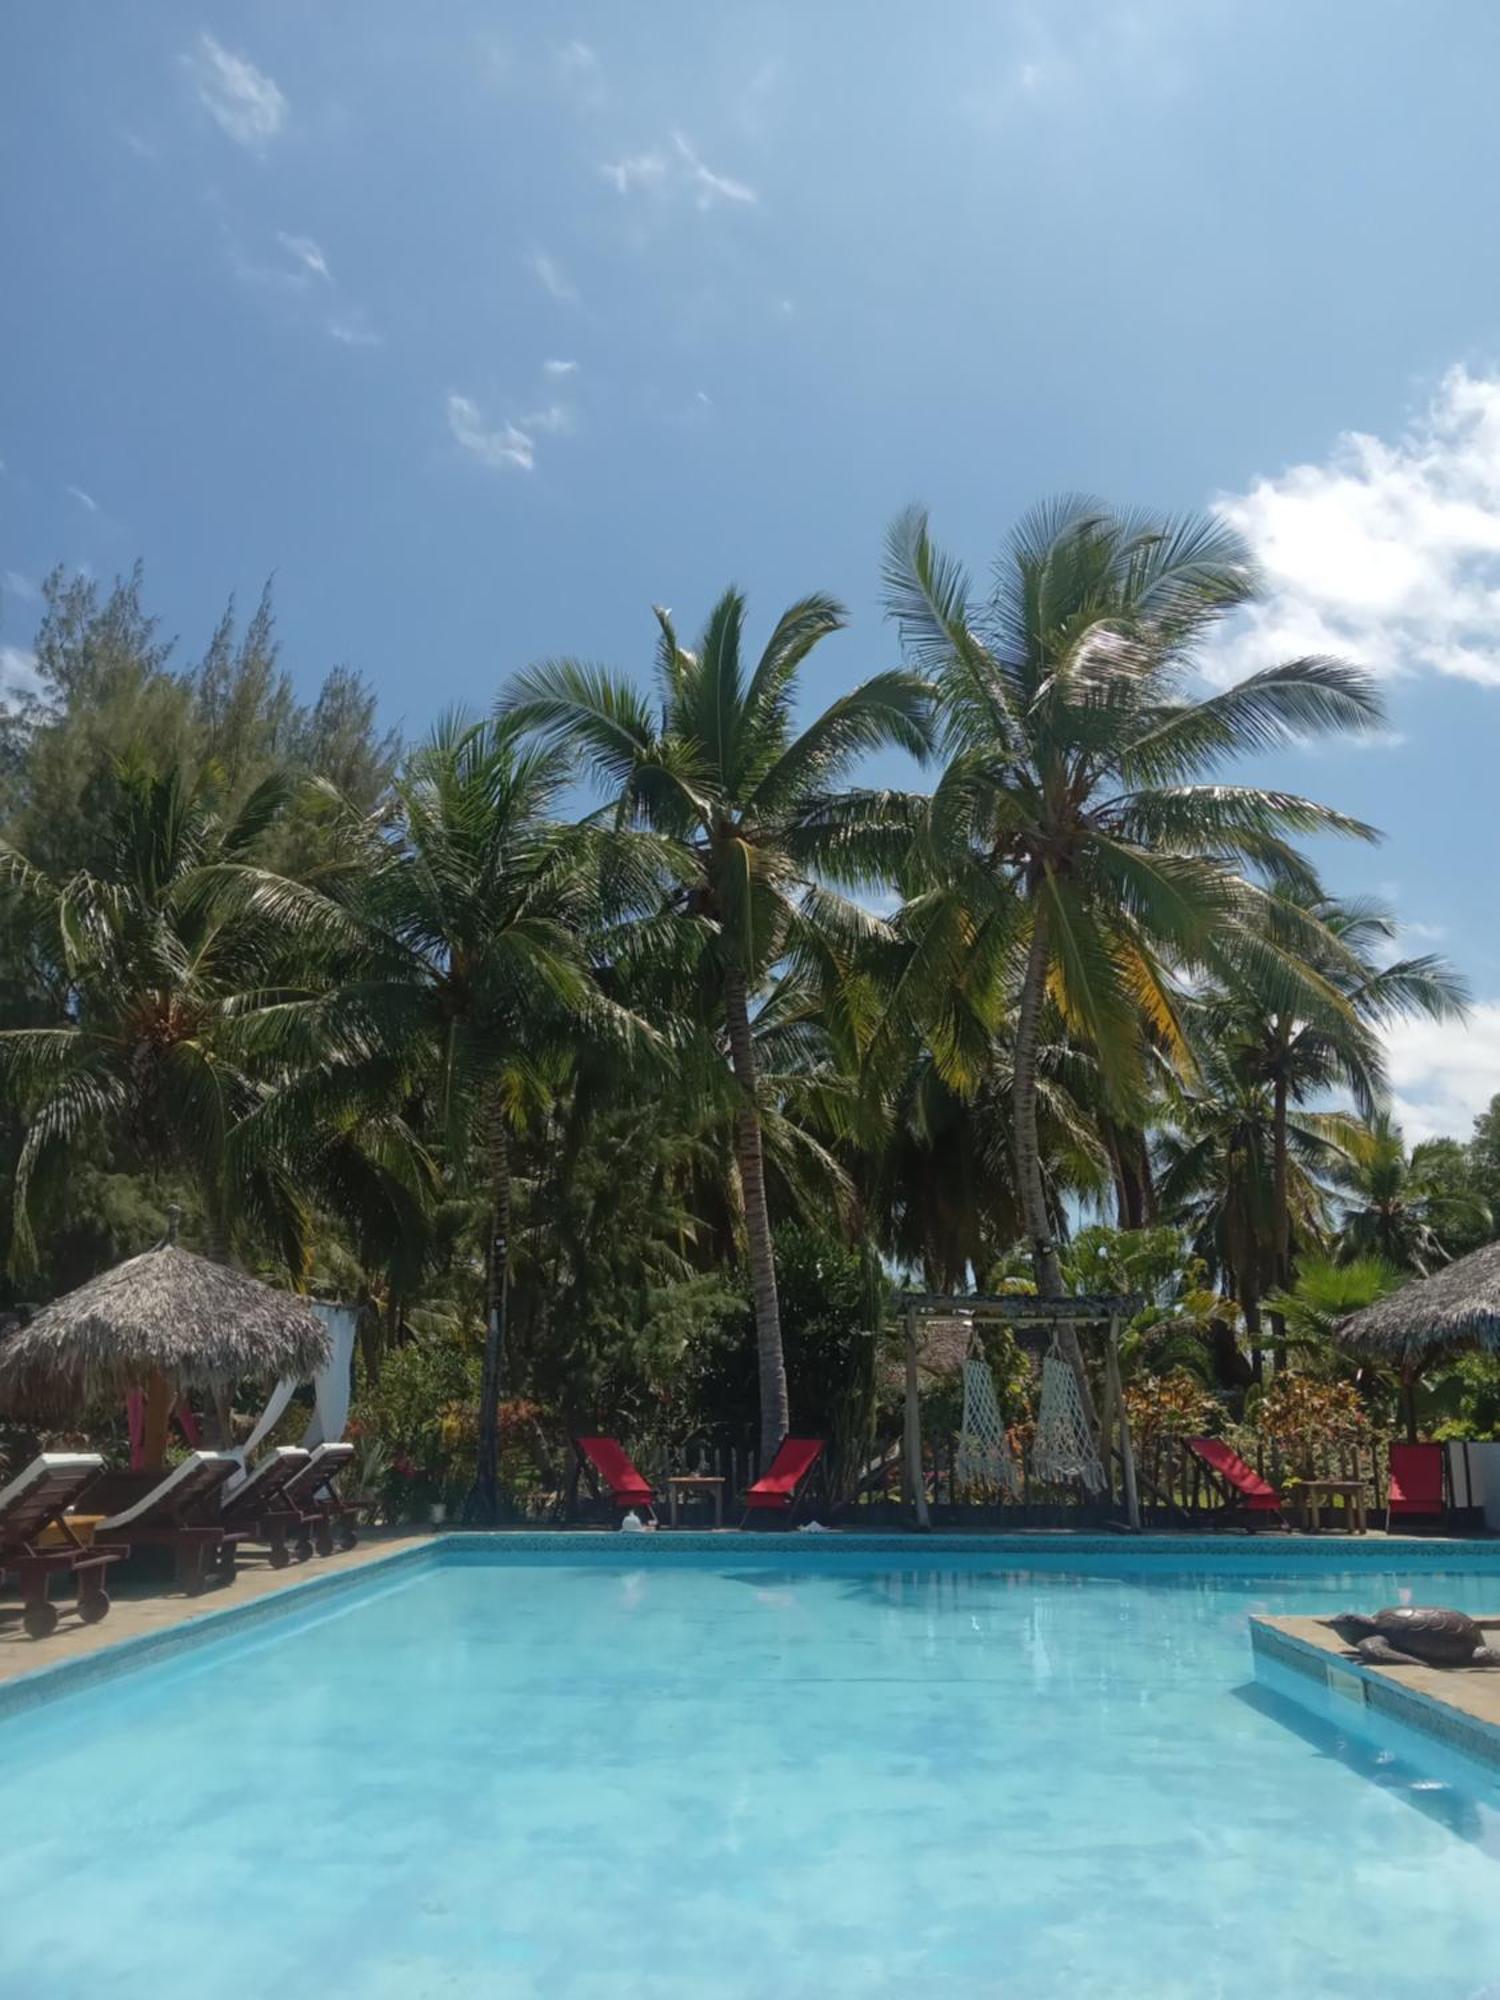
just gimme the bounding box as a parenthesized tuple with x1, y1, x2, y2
(1336, 1240, 1500, 1438)
(0, 1225, 330, 1469)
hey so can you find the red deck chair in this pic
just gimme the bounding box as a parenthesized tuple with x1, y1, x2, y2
(742, 1437, 825, 1528)
(574, 1436, 656, 1520)
(1185, 1437, 1285, 1529)
(1386, 1442, 1446, 1531)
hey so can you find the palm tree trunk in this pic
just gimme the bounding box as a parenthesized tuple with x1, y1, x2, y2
(1269, 1068, 1290, 1372)
(469, 1115, 512, 1524)
(1012, 907, 1096, 1423)
(724, 964, 791, 1462)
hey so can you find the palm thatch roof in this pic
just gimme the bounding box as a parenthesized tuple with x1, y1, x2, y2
(0, 1243, 331, 1414)
(1336, 1240, 1500, 1366)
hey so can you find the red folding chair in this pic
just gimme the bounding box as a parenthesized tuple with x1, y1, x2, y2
(741, 1437, 825, 1527)
(1386, 1441, 1446, 1531)
(1185, 1437, 1285, 1529)
(574, 1436, 656, 1521)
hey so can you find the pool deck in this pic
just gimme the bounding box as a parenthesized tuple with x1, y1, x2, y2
(1250, 1612, 1500, 1771)
(0, 1528, 435, 1685)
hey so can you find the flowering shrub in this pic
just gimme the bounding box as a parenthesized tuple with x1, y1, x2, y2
(1250, 1373, 1369, 1472)
(1124, 1371, 1217, 1450)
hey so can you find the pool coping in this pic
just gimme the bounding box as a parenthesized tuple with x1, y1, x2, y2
(6, 1527, 1500, 1724)
(1249, 1614, 1500, 1773)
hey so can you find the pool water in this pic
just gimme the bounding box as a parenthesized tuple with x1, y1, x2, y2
(5, 1550, 1500, 2000)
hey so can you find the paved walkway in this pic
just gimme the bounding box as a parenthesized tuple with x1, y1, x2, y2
(0, 1528, 433, 1684)
(1258, 1611, 1500, 1731)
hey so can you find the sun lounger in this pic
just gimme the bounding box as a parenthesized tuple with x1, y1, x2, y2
(575, 1436, 656, 1521)
(0, 1451, 120, 1638)
(742, 1437, 825, 1527)
(1386, 1441, 1446, 1531)
(280, 1442, 359, 1557)
(1184, 1437, 1285, 1528)
(95, 1451, 243, 1596)
(219, 1446, 312, 1571)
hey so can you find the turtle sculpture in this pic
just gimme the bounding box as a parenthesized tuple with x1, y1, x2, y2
(1326, 1606, 1500, 1668)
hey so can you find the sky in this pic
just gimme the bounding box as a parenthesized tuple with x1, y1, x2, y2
(3, 2, 1500, 1143)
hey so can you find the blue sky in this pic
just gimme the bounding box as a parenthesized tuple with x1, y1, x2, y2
(4, 3, 1500, 1140)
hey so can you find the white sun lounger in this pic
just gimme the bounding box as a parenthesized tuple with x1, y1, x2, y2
(95, 1451, 241, 1596)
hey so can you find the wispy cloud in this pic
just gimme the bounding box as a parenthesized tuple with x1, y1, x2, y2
(673, 132, 756, 208)
(2, 569, 38, 601)
(543, 358, 579, 377)
(602, 133, 757, 211)
(447, 394, 534, 472)
(519, 403, 575, 437)
(531, 251, 578, 303)
(0, 645, 40, 699)
(326, 309, 381, 348)
(66, 485, 98, 513)
(601, 151, 668, 195)
(182, 34, 287, 150)
(1385, 1002, 1500, 1144)
(1210, 366, 1500, 689)
(276, 232, 330, 283)
(555, 39, 605, 106)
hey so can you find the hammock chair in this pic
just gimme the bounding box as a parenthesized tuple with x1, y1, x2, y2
(1030, 1344, 1105, 1494)
(955, 1354, 1021, 1498)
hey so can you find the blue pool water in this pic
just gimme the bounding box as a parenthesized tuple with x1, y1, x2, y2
(5, 1547, 1500, 1999)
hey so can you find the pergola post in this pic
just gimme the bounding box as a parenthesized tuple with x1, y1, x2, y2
(1105, 1314, 1141, 1532)
(903, 1305, 931, 1531)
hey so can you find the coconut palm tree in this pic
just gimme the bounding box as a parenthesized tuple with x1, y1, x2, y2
(292, 713, 664, 1518)
(0, 757, 341, 1273)
(505, 588, 931, 1458)
(1334, 1113, 1492, 1273)
(881, 498, 1382, 1403)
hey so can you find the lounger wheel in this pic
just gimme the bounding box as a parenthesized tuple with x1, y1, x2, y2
(294, 1534, 314, 1562)
(269, 1545, 292, 1570)
(23, 1599, 59, 1640)
(314, 1522, 335, 1558)
(337, 1525, 357, 1552)
(76, 1584, 111, 1625)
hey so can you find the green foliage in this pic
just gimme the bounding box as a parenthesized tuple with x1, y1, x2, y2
(1124, 1370, 1218, 1449)
(349, 1335, 482, 1513)
(1248, 1372, 1369, 1470)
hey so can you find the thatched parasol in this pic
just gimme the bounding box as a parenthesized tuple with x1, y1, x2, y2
(0, 1229, 330, 1464)
(1335, 1241, 1500, 1367)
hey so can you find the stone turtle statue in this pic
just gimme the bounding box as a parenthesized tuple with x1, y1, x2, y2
(1326, 1605, 1500, 1668)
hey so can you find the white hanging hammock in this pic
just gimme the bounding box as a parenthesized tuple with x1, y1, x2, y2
(1030, 1347, 1105, 1494)
(955, 1356, 1021, 1498)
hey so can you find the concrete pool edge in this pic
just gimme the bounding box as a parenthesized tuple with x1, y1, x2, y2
(6, 1527, 1500, 1724)
(1250, 1615, 1500, 1773)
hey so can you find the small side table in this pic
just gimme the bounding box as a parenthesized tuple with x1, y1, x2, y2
(1300, 1479, 1368, 1534)
(667, 1475, 725, 1529)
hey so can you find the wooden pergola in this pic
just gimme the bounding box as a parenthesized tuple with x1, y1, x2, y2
(894, 1291, 1146, 1531)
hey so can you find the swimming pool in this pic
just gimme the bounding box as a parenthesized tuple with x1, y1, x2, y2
(5, 1542, 1500, 2000)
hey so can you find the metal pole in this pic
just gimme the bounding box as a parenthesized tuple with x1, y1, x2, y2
(1107, 1314, 1141, 1532)
(903, 1306, 931, 1531)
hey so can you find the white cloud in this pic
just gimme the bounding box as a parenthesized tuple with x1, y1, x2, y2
(66, 485, 98, 513)
(1211, 367, 1500, 688)
(2, 569, 37, 601)
(1385, 1004, 1500, 1144)
(182, 34, 287, 149)
(0, 645, 39, 698)
(519, 403, 574, 436)
(276, 232, 330, 283)
(531, 251, 578, 303)
(543, 358, 579, 377)
(326, 309, 381, 347)
(556, 39, 604, 104)
(601, 133, 757, 211)
(447, 394, 534, 472)
(602, 150, 668, 195)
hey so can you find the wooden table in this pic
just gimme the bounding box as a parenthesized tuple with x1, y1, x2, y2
(1300, 1479, 1368, 1533)
(667, 1475, 725, 1529)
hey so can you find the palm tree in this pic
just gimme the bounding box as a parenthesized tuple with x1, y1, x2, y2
(882, 499, 1382, 1404)
(0, 757, 339, 1274)
(1202, 891, 1467, 1341)
(302, 714, 661, 1518)
(1334, 1113, 1492, 1272)
(506, 588, 931, 1458)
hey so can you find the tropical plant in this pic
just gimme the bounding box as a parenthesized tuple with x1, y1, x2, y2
(1333, 1113, 1492, 1273)
(883, 497, 1383, 1406)
(506, 587, 931, 1456)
